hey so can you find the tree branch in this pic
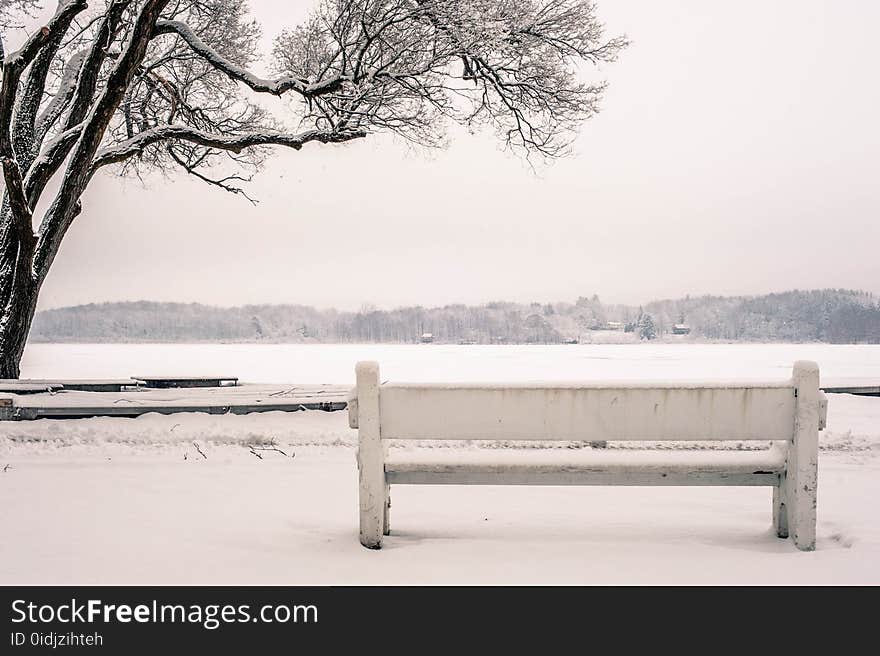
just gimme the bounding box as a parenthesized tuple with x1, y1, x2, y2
(0, 0, 87, 236)
(167, 146, 258, 204)
(90, 124, 367, 170)
(12, 2, 82, 172)
(63, 0, 134, 130)
(153, 19, 348, 98)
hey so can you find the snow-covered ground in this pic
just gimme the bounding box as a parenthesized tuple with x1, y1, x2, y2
(1, 439, 877, 584)
(3, 343, 879, 584)
(1, 393, 878, 584)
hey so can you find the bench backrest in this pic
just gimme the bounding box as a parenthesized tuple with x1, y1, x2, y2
(351, 361, 821, 442)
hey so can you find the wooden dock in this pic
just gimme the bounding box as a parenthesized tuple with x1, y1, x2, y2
(0, 382, 63, 394)
(821, 385, 880, 397)
(0, 378, 142, 392)
(132, 376, 239, 389)
(1, 383, 350, 420)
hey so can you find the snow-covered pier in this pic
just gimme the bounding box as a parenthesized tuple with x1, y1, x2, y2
(0, 383, 349, 420)
(1, 380, 878, 421)
(0, 379, 141, 393)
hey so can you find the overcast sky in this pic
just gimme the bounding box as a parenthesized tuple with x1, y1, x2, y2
(24, 0, 880, 311)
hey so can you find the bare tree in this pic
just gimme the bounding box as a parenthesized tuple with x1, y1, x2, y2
(0, 0, 626, 377)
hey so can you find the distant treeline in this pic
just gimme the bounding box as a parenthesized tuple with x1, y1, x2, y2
(30, 289, 880, 344)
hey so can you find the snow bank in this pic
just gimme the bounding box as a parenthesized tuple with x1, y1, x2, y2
(1, 410, 351, 449)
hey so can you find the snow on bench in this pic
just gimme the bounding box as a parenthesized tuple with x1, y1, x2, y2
(349, 361, 826, 551)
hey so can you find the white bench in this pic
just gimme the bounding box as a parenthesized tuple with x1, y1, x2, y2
(349, 361, 826, 551)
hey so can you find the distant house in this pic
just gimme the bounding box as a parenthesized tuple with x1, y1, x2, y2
(563, 337, 579, 344)
(420, 332, 434, 343)
(672, 324, 691, 335)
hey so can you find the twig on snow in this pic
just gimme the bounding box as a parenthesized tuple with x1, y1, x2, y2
(268, 388, 297, 397)
(248, 444, 294, 458)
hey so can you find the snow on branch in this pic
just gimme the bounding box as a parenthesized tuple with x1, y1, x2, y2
(24, 125, 83, 204)
(153, 19, 348, 98)
(1, 0, 86, 71)
(90, 125, 367, 170)
(33, 49, 88, 144)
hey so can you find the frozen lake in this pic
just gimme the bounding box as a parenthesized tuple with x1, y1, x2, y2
(20, 342, 880, 386)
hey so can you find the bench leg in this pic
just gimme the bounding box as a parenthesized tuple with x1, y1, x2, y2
(787, 361, 820, 551)
(359, 464, 384, 548)
(773, 480, 788, 538)
(357, 362, 385, 549)
(383, 484, 391, 536)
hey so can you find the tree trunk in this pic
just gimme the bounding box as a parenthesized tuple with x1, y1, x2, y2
(0, 290, 36, 378)
(0, 220, 40, 379)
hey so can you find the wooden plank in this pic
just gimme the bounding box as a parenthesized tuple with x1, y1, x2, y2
(385, 380, 794, 390)
(821, 385, 880, 397)
(379, 385, 796, 441)
(386, 470, 780, 486)
(386, 446, 786, 487)
(386, 445, 786, 471)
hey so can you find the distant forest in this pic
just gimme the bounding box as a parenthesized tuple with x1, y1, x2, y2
(30, 289, 880, 344)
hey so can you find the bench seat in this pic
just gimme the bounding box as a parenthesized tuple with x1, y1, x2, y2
(385, 445, 786, 486)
